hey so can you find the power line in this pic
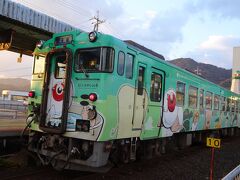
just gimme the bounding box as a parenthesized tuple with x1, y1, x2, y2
(104, 23, 125, 39)
(58, 0, 91, 17)
(20, 0, 78, 27)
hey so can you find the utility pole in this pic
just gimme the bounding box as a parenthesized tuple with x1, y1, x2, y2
(90, 11, 105, 32)
(194, 66, 202, 76)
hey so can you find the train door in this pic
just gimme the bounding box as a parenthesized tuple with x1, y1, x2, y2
(141, 68, 165, 139)
(40, 50, 72, 133)
(132, 63, 147, 129)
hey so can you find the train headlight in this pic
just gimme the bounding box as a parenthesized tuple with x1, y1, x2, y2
(88, 31, 97, 42)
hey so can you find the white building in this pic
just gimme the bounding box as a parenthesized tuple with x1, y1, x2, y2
(231, 47, 240, 94)
(2, 90, 28, 101)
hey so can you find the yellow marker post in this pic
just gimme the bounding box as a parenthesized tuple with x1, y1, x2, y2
(207, 137, 221, 148)
(206, 137, 221, 180)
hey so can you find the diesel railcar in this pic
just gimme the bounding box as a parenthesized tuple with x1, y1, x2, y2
(26, 30, 240, 171)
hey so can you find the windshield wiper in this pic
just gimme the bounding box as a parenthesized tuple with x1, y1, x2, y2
(79, 63, 89, 78)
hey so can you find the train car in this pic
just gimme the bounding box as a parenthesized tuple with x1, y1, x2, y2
(26, 30, 240, 171)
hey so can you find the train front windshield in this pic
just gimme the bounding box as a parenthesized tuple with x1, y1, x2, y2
(75, 47, 114, 73)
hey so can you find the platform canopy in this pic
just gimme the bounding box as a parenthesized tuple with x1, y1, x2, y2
(0, 0, 79, 56)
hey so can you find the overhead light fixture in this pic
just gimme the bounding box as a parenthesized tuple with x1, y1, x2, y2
(36, 40, 45, 49)
(17, 53, 22, 63)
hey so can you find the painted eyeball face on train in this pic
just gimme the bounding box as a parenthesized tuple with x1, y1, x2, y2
(163, 89, 183, 133)
(167, 90, 176, 112)
(52, 82, 64, 101)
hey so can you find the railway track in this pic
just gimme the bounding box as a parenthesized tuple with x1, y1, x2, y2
(1, 135, 240, 179)
(1, 165, 98, 180)
(1, 168, 54, 180)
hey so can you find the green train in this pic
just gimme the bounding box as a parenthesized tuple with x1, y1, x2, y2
(27, 30, 240, 171)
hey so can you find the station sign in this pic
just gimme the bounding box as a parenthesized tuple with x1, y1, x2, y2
(206, 137, 221, 148)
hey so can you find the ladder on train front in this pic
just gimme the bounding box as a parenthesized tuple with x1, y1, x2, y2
(130, 137, 137, 160)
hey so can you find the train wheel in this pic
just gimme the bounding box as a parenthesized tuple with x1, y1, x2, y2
(154, 140, 161, 157)
(51, 159, 63, 171)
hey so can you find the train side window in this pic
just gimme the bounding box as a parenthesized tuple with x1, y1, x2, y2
(117, 51, 125, 76)
(205, 91, 212, 109)
(150, 73, 162, 102)
(232, 100, 236, 112)
(238, 100, 240, 113)
(33, 56, 45, 74)
(236, 101, 239, 113)
(126, 54, 134, 79)
(137, 66, 145, 95)
(189, 86, 198, 108)
(221, 96, 226, 111)
(199, 89, 204, 109)
(214, 95, 220, 110)
(227, 98, 231, 112)
(176, 82, 185, 106)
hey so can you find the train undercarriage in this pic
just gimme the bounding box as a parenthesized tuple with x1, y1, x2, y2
(28, 127, 239, 172)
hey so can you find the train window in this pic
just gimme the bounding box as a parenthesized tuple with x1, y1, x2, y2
(205, 91, 212, 109)
(200, 89, 204, 109)
(239, 100, 240, 112)
(188, 86, 198, 108)
(176, 82, 185, 106)
(227, 98, 231, 112)
(33, 56, 45, 74)
(117, 51, 125, 76)
(55, 55, 66, 79)
(214, 95, 220, 110)
(232, 100, 236, 112)
(126, 54, 134, 79)
(137, 66, 145, 95)
(221, 96, 226, 111)
(237, 100, 240, 113)
(75, 47, 114, 73)
(150, 73, 162, 102)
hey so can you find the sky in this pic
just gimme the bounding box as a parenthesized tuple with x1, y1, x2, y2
(1, 0, 240, 79)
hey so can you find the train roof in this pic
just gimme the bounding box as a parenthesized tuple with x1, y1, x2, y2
(124, 40, 165, 60)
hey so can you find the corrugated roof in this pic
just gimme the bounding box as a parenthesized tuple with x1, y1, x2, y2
(0, 0, 77, 33)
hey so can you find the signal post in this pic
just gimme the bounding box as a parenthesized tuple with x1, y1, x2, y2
(206, 137, 221, 180)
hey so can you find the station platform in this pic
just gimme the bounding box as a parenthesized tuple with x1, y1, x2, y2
(0, 118, 27, 137)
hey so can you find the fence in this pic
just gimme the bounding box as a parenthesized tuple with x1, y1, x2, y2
(222, 164, 240, 180)
(0, 100, 27, 119)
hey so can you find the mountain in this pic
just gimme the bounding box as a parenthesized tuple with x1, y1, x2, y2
(169, 58, 232, 89)
(0, 78, 30, 93)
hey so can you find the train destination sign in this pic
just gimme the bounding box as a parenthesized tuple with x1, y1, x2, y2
(206, 137, 221, 148)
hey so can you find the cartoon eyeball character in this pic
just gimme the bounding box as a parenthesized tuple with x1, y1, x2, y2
(52, 82, 64, 101)
(167, 91, 176, 112)
(163, 89, 177, 128)
(163, 89, 183, 133)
